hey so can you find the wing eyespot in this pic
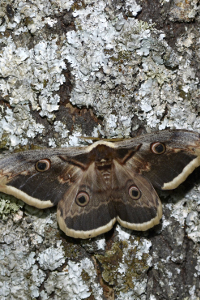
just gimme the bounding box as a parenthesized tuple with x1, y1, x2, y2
(151, 142, 166, 154)
(76, 192, 90, 207)
(35, 159, 51, 172)
(128, 185, 141, 200)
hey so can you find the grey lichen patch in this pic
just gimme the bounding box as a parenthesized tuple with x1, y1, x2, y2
(37, 241, 65, 271)
(174, 186, 200, 244)
(0, 0, 199, 147)
(143, 182, 200, 299)
(59, 0, 200, 137)
(42, 258, 103, 300)
(0, 223, 44, 298)
(62, 4, 156, 136)
(168, 0, 199, 22)
(0, 202, 103, 299)
(0, 104, 45, 148)
(0, 0, 75, 148)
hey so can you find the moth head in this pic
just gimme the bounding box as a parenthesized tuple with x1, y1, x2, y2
(75, 191, 90, 207)
(35, 159, 51, 172)
(128, 185, 141, 200)
(150, 142, 166, 154)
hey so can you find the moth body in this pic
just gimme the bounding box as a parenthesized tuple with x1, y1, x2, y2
(0, 129, 200, 238)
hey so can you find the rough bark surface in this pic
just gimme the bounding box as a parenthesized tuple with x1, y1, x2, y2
(0, 0, 200, 299)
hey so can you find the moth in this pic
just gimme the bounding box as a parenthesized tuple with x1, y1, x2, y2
(0, 130, 200, 239)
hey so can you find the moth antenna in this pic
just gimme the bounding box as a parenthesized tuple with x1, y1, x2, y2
(79, 136, 126, 142)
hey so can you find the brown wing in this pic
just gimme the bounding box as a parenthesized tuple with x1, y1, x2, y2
(115, 130, 200, 190)
(57, 162, 117, 239)
(0, 148, 86, 208)
(57, 160, 162, 239)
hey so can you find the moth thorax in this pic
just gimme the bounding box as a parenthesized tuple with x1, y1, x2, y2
(95, 161, 112, 185)
(95, 160, 112, 169)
